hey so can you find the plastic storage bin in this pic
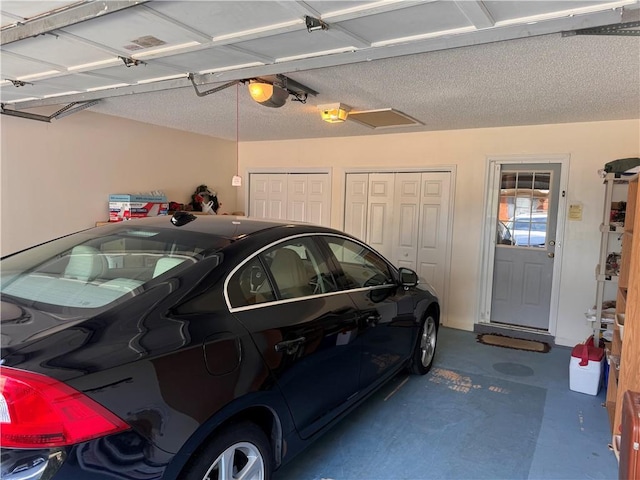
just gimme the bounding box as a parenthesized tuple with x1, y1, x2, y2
(569, 341, 604, 395)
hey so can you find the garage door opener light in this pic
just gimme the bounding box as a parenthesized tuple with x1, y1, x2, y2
(318, 103, 351, 123)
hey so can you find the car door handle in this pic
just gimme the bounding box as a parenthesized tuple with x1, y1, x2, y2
(275, 337, 306, 354)
(363, 314, 380, 326)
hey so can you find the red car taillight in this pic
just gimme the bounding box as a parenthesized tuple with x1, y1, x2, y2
(0, 366, 130, 448)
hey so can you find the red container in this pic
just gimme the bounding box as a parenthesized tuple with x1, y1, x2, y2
(571, 343, 604, 366)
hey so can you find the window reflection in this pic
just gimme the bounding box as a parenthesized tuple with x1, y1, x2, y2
(497, 171, 550, 247)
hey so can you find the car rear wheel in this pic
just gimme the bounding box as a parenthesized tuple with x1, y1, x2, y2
(409, 313, 438, 375)
(184, 422, 273, 480)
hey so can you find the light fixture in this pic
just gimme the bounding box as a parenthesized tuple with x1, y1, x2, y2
(318, 103, 351, 123)
(248, 81, 289, 108)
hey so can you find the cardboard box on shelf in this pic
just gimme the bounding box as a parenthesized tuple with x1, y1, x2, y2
(109, 194, 168, 222)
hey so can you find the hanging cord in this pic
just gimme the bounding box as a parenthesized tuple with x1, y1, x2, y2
(236, 82, 239, 176)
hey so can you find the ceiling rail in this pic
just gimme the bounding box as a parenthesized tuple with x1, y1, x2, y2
(1, 100, 101, 122)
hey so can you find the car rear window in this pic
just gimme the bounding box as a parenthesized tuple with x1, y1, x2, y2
(1, 226, 224, 311)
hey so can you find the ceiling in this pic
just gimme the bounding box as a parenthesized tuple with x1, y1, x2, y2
(1, 0, 639, 142)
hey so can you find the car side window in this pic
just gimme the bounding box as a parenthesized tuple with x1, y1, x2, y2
(262, 238, 337, 300)
(227, 237, 338, 308)
(228, 258, 275, 308)
(323, 237, 394, 289)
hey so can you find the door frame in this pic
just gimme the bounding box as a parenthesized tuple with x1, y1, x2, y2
(343, 166, 457, 326)
(478, 154, 570, 336)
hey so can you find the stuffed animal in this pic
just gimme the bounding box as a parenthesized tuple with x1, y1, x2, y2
(189, 185, 220, 214)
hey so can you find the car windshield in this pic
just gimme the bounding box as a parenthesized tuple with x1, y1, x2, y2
(1, 226, 223, 311)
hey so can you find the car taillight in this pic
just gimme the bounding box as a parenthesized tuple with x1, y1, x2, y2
(0, 366, 130, 448)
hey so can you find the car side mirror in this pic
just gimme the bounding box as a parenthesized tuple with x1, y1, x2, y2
(398, 267, 418, 288)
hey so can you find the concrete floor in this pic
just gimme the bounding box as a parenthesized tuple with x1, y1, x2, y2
(274, 327, 617, 480)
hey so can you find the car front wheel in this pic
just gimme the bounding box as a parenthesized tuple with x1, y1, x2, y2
(409, 313, 438, 375)
(184, 422, 273, 480)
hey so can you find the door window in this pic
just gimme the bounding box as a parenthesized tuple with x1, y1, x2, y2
(227, 258, 275, 308)
(227, 237, 337, 307)
(323, 236, 394, 290)
(497, 171, 550, 247)
(263, 238, 337, 299)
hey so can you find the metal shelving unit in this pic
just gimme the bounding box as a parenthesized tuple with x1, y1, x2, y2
(591, 173, 630, 342)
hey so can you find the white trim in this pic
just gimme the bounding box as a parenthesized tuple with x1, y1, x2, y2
(344, 166, 457, 174)
(478, 154, 570, 337)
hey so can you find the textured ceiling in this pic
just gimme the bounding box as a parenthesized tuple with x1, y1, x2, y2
(88, 32, 640, 141)
(1, 0, 639, 141)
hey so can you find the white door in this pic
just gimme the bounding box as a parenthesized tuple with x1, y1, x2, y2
(300, 174, 330, 226)
(345, 171, 453, 320)
(287, 174, 307, 222)
(490, 164, 561, 330)
(249, 173, 330, 226)
(344, 173, 369, 241)
(392, 172, 421, 270)
(250, 174, 287, 220)
(367, 173, 395, 260)
(417, 172, 452, 301)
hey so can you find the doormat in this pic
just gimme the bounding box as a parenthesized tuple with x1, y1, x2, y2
(477, 333, 550, 353)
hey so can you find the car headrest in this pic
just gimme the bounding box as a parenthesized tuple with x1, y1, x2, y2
(64, 245, 107, 282)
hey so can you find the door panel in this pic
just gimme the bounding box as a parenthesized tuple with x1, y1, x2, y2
(268, 175, 287, 220)
(232, 297, 360, 439)
(491, 163, 560, 330)
(321, 235, 416, 390)
(307, 175, 329, 226)
(344, 171, 452, 323)
(417, 172, 451, 299)
(250, 176, 269, 218)
(344, 173, 369, 241)
(227, 237, 360, 439)
(393, 172, 421, 270)
(249, 173, 330, 226)
(288, 174, 307, 222)
(368, 173, 395, 260)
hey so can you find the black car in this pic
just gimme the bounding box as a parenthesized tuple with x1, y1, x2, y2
(0, 213, 440, 480)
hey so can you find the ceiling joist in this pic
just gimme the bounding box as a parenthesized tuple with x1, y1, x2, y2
(1, 1, 148, 45)
(1, 1, 634, 112)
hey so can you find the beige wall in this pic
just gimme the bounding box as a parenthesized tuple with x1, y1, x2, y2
(2, 112, 638, 346)
(237, 119, 640, 346)
(1, 111, 237, 256)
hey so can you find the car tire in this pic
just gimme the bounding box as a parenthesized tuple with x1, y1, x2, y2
(183, 421, 273, 480)
(409, 313, 438, 375)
